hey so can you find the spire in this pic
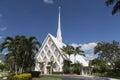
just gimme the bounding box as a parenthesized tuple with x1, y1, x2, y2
(57, 6, 62, 42)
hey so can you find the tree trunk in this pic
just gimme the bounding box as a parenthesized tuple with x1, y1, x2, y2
(19, 65, 23, 74)
(50, 66, 52, 74)
(69, 55, 72, 74)
(15, 64, 18, 74)
(9, 65, 12, 72)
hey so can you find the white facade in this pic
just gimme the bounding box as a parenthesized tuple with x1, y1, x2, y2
(35, 33, 65, 74)
(35, 7, 89, 74)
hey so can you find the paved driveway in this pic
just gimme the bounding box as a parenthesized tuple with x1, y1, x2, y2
(40, 75, 113, 80)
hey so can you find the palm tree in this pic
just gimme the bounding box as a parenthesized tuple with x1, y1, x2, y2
(4, 52, 16, 72)
(38, 62, 45, 74)
(61, 45, 74, 60)
(105, 0, 120, 15)
(0, 35, 41, 74)
(73, 46, 84, 63)
(17, 36, 41, 72)
(21, 36, 41, 72)
(61, 45, 75, 74)
(0, 36, 19, 73)
(48, 61, 55, 74)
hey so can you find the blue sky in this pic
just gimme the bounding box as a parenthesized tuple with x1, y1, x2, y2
(0, 0, 120, 58)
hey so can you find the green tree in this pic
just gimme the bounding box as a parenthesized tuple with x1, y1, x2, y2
(61, 45, 84, 74)
(72, 46, 84, 63)
(0, 36, 18, 73)
(90, 58, 108, 73)
(4, 52, 16, 72)
(0, 35, 41, 74)
(105, 0, 120, 15)
(62, 60, 70, 74)
(114, 59, 120, 73)
(38, 62, 45, 74)
(61, 45, 75, 73)
(48, 61, 55, 74)
(61, 45, 74, 60)
(0, 63, 4, 72)
(20, 36, 41, 72)
(94, 41, 120, 69)
(73, 62, 82, 74)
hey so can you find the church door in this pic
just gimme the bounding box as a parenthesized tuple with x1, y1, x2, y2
(46, 66, 51, 74)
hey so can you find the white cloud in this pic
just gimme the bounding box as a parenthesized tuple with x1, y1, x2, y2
(85, 54, 97, 60)
(0, 36, 3, 42)
(71, 42, 97, 51)
(71, 42, 97, 60)
(0, 27, 7, 31)
(43, 0, 54, 4)
(81, 42, 97, 51)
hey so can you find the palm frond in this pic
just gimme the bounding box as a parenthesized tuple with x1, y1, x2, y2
(112, 1, 120, 15)
(106, 0, 114, 6)
(5, 36, 13, 42)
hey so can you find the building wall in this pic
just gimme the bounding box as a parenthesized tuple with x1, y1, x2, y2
(35, 35, 63, 74)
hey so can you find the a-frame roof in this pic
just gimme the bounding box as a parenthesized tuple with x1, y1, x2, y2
(36, 33, 67, 60)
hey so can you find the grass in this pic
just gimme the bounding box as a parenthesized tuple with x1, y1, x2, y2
(36, 77, 61, 80)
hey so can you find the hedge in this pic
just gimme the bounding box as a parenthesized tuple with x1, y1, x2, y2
(14, 73, 31, 80)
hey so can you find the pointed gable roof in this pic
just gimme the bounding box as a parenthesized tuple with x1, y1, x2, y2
(36, 33, 66, 60)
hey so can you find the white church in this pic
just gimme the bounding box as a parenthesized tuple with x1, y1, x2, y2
(35, 7, 89, 75)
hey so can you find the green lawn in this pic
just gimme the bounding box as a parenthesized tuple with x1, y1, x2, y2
(36, 77, 61, 80)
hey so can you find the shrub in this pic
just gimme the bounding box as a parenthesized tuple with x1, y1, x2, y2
(0, 64, 4, 72)
(7, 73, 15, 80)
(29, 71, 40, 77)
(62, 60, 70, 74)
(73, 63, 82, 74)
(106, 70, 120, 77)
(14, 73, 31, 80)
(63, 65, 70, 74)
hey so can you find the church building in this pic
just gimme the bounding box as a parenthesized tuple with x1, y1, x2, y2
(35, 7, 89, 75)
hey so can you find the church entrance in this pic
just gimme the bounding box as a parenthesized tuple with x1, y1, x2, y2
(46, 66, 51, 74)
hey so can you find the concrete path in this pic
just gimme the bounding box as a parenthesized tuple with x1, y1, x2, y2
(40, 75, 120, 80)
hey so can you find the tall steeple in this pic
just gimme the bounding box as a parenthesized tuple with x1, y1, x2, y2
(57, 6, 62, 42)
